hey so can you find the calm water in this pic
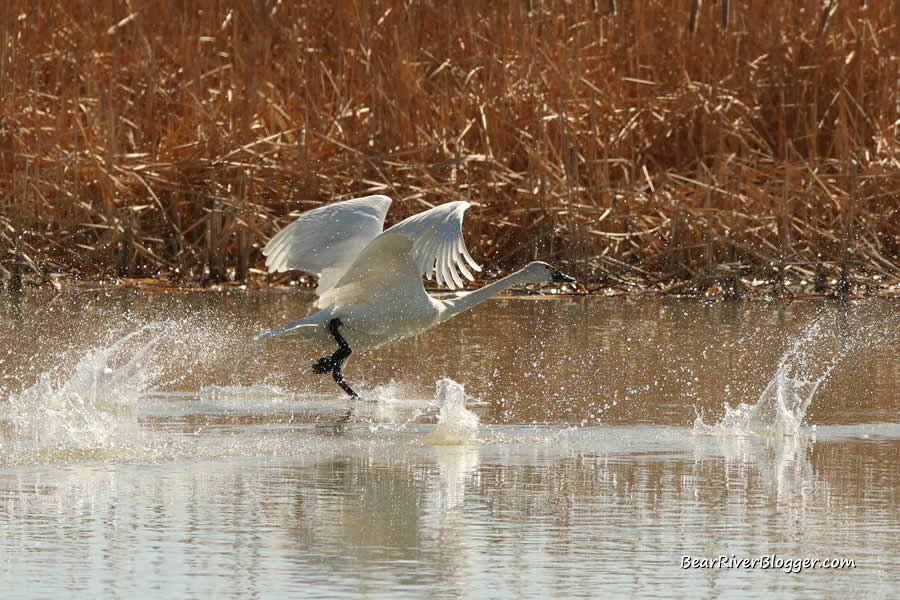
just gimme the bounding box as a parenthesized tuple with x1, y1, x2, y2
(1, 290, 898, 599)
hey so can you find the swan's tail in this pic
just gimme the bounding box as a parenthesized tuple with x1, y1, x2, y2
(254, 321, 320, 342)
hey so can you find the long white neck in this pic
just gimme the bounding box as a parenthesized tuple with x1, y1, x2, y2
(438, 268, 535, 322)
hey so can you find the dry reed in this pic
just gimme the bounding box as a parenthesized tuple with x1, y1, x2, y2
(1, 0, 898, 295)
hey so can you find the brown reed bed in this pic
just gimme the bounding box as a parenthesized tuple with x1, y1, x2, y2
(1, 0, 898, 297)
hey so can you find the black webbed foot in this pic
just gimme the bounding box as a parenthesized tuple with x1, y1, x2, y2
(334, 370, 359, 398)
(310, 318, 359, 398)
(312, 356, 336, 374)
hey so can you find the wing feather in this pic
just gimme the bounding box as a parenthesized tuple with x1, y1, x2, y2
(262, 195, 392, 297)
(295, 199, 482, 311)
(381, 200, 481, 290)
(317, 234, 424, 311)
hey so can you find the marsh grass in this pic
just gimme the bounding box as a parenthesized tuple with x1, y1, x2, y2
(1, 0, 898, 293)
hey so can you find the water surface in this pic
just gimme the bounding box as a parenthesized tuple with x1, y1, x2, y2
(1, 290, 897, 598)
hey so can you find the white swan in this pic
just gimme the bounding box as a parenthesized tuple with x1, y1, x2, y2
(256, 195, 575, 397)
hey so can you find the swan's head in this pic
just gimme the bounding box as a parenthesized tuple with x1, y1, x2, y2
(519, 262, 576, 285)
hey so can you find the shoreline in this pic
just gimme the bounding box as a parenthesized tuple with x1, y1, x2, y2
(5, 270, 898, 301)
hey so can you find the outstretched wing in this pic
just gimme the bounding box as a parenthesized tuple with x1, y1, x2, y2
(262, 195, 392, 296)
(317, 234, 424, 311)
(382, 200, 481, 288)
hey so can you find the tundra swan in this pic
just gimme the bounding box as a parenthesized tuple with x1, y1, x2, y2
(256, 195, 575, 398)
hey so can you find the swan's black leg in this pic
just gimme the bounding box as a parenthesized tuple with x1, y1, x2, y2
(312, 318, 359, 399)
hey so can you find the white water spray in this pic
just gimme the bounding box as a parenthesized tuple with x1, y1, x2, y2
(693, 362, 831, 437)
(2, 326, 164, 457)
(424, 378, 480, 445)
(693, 308, 867, 437)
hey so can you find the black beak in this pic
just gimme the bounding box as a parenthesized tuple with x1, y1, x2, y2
(551, 267, 576, 283)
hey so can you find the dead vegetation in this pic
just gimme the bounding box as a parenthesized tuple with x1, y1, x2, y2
(1, 0, 898, 296)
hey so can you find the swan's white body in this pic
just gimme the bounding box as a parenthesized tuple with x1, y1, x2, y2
(256, 195, 574, 395)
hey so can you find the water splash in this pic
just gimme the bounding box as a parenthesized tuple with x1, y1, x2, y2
(424, 378, 480, 445)
(2, 326, 164, 457)
(693, 308, 862, 438)
(693, 362, 831, 437)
